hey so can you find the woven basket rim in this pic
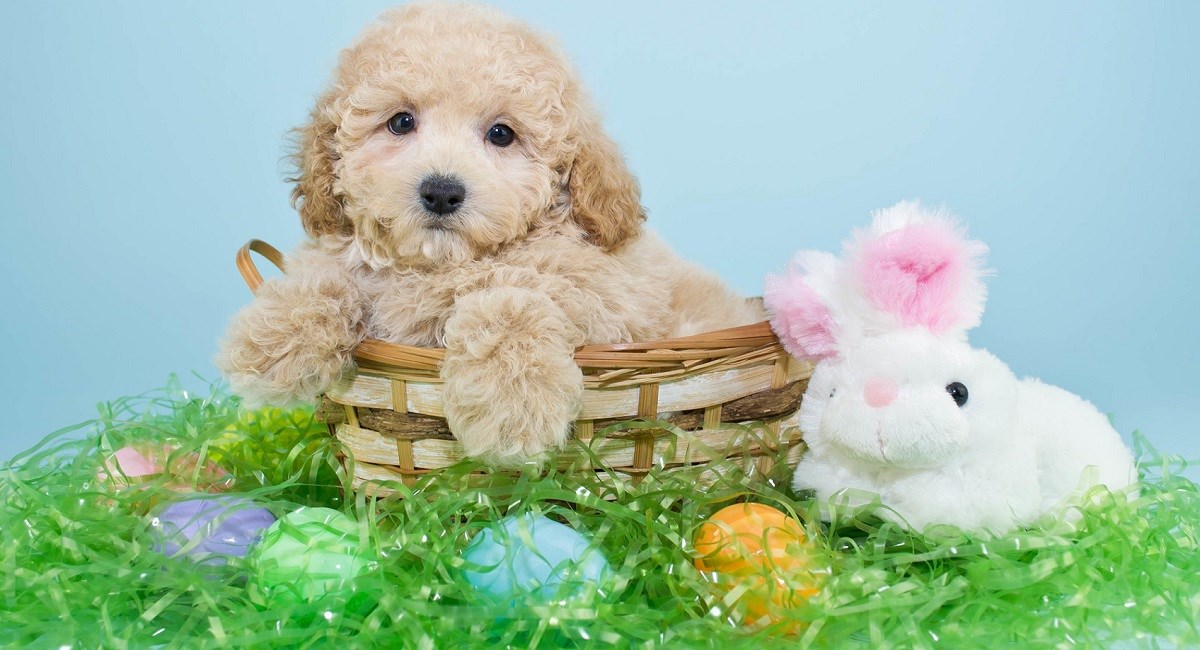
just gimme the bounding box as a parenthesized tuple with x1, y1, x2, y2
(354, 320, 778, 372)
(236, 238, 783, 376)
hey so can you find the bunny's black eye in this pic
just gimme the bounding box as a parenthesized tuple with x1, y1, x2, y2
(829, 388, 837, 399)
(387, 112, 416, 135)
(946, 382, 969, 407)
(487, 123, 515, 147)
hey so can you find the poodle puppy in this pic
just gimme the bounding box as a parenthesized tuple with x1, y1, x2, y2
(216, 2, 761, 465)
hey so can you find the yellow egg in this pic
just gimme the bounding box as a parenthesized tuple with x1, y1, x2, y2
(693, 502, 823, 624)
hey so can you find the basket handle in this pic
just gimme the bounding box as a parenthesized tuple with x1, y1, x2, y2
(235, 239, 286, 293)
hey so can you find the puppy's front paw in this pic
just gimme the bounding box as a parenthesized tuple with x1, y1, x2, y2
(443, 362, 583, 467)
(441, 287, 585, 466)
(215, 289, 359, 408)
(216, 331, 352, 409)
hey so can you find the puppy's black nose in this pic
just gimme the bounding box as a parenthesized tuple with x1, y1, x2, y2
(419, 175, 466, 216)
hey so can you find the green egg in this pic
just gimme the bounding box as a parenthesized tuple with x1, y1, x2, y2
(250, 506, 376, 603)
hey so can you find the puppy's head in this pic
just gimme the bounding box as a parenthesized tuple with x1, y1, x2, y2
(292, 3, 644, 267)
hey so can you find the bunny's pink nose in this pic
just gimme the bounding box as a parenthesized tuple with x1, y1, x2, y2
(864, 377, 898, 408)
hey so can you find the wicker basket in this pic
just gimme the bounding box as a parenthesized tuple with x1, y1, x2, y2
(235, 240, 811, 494)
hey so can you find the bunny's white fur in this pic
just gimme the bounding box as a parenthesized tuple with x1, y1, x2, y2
(766, 202, 1136, 534)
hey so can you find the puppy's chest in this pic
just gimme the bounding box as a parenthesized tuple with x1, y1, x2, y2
(358, 260, 667, 348)
(361, 272, 454, 347)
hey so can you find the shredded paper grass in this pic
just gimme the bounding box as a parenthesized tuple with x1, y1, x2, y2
(2, 377, 1196, 648)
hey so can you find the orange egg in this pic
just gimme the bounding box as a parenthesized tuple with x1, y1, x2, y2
(694, 503, 823, 624)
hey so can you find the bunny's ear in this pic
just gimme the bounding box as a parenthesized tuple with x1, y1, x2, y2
(764, 251, 841, 361)
(849, 201, 989, 335)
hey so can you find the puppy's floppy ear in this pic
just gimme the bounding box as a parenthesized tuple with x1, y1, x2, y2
(567, 119, 645, 251)
(290, 97, 350, 237)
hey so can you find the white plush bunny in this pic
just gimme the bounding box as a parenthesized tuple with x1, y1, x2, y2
(764, 201, 1136, 534)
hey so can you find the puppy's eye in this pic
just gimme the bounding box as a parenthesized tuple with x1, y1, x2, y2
(387, 112, 416, 135)
(487, 123, 515, 147)
(946, 382, 969, 407)
(829, 388, 837, 399)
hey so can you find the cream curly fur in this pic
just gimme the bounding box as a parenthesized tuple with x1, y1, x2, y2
(215, 3, 761, 465)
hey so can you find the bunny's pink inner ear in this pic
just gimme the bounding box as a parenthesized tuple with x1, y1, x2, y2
(856, 221, 986, 333)
(764, 271, 839, 361)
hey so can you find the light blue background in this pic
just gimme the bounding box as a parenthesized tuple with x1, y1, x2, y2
(1, 2, 1196, 464)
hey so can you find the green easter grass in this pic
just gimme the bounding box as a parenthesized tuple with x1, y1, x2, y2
(2, 377, 1197, 648)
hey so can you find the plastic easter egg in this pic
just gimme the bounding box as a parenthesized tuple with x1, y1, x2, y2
(108, 446, 161, 479)
(250, 507, 376, 602)
(99, 443, 233, 502)
(462, 514, 610, 598)
(149, 496, 276, 563)
(694, 503, 823, 623)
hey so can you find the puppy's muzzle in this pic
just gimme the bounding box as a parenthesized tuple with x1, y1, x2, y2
(419, 174, 466, 216)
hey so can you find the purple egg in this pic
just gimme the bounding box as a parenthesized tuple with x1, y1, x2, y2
(150, 496, 276, 562)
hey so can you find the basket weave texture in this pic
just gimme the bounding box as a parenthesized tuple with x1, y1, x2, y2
(236, 240, 811, 492)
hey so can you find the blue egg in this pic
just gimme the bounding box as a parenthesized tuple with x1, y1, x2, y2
(462, 514, 610, 598)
